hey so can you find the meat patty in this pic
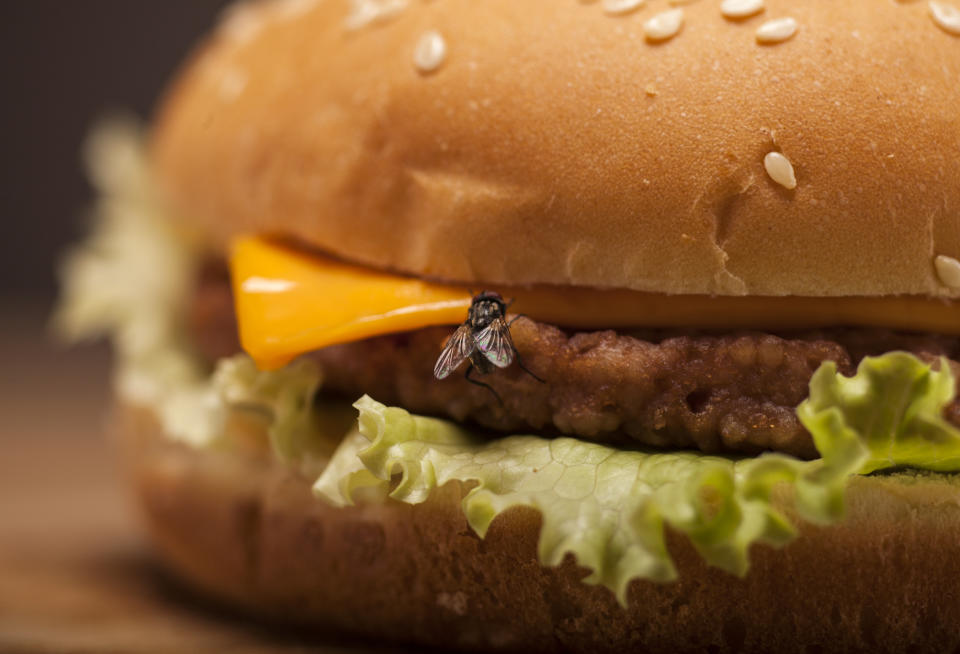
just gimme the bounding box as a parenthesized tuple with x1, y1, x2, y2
(313, 324, 960, 459)
(190, 263, 960, 458)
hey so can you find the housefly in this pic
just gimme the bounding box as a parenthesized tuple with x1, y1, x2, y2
(433, 291, 544, 404)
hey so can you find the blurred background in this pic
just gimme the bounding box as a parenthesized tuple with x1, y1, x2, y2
(1, 1, 231, 307)
(0, 4, 361, 652)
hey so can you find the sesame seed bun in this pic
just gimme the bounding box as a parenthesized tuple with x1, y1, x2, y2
(151, 0, 960, 297)
(121, 403, 960, 653)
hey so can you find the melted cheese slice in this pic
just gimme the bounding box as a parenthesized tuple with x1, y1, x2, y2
(231, 236, 960, 370)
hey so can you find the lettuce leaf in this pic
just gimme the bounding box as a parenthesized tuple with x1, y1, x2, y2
(53, 119, 220, 447)
(314, 397, 821, 603)
(213, 355, 324, 461)
(799, 353, 960, 474)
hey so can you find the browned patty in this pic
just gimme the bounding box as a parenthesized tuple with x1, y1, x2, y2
(190, 263, 960, 459)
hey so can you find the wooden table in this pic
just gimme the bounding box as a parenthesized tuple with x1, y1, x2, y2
(0, 303, 406, 653)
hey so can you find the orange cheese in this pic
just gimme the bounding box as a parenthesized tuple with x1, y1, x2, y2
(231, 236, 960, 370)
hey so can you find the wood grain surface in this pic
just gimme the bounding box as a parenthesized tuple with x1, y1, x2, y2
(0, 302, 411, 653)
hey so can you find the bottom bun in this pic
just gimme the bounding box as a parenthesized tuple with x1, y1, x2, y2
(119, 403, 960, 653)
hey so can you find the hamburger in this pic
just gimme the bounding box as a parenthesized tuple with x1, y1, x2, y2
(56, 0, 960, 651)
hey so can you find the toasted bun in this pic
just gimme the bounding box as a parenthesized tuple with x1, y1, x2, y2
(121, 403, 960, 653)
(151, 0, 960, 297)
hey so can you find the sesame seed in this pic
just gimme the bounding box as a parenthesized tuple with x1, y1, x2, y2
(763, 152, 797, 189)
(721, 0, 765, 19)
(345, 1, 378, 29)
(413, 30, 447, 73)
(218, 68, 248, 102)
(644, 8, 684, 41)
(935, 255, 960, 289)
(273, 0, 318, 20)
(603, 0, 645, 16)
(756, 17, 797, 43)
(930, 1, 960, 35)
(345, 0, 408, 31)
(219, 2, 264, 43)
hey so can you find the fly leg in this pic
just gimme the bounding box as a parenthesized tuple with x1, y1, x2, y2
(506, 314, 545, 384)
(516, 357, 545, 384)
(465, 363, 503, 406)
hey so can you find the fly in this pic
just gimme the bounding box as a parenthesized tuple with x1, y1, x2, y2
(433, 290, 544, 404)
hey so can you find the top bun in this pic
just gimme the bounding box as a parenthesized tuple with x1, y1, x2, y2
(151, 0, 960, 297)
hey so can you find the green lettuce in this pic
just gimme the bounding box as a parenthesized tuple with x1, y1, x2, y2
(54, 119, 220, 447)
(212, 355, 326, 463)
(314, 398, 807, 603)
(799, 353, 960, 474)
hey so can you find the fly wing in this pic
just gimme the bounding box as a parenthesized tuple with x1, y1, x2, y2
(434, 324, 476, 379)
(475, 317, 516, 369)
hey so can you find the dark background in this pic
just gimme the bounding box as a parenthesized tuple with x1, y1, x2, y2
(0, 0, 233, 308)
